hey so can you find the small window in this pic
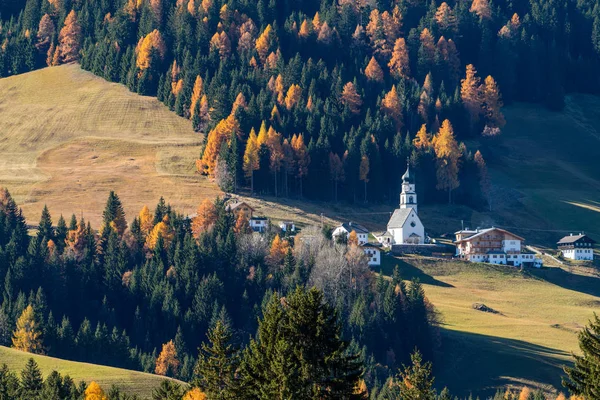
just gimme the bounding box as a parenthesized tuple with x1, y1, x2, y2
(410, 221, 416, 228)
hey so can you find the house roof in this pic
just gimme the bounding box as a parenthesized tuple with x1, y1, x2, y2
(250, 216, 267, 221)
(226, 201, 255, 212)
(387, 208, 416, 229)
(360, 242, 381, 249)
(454, 227, 525, 243)
(372, 231, 392, 237)
(339, 222, 369, 234)
(557, 234, 596, 245)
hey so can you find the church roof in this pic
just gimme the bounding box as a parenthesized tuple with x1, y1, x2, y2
(387, 208, 417, 229)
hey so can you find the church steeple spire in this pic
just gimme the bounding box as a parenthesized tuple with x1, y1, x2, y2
(400, 159, 417, 212)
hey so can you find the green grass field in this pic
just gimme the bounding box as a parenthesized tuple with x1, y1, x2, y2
(380, 255, 600, 397)
(0, 346, 181, 398)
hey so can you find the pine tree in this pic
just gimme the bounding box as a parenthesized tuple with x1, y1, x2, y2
(359, 155, 370, 202)
(102, 191, 127, 236)
(397, 350, 436, 400)
(563, 313, 600, 398)
(482, 75, 505, 130)
(12, 305, 44, 354)
(461, 64, 482, 129)
(193, 320, 239, 399)
(239, 287, 364, 399)
(37, 205, 53, 242)
(243, 128, 260, 194)
(19, 358, 43, 398)
(381, 85, 403, 131)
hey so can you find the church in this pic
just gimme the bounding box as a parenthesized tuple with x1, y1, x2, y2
(374, 162, 426, 246)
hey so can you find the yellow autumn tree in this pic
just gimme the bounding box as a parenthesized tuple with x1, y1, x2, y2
(191, 199, 217, 239)
(413, 124, 432, 150)
(136, 29, 166, 70)
(12, 305, 44, 354)
(482, 75, 505, 129)
(381, 85, 403, 130)
(291, 133, 309, 196)
(198, 115, 239, 176)
(365, 56, 384, 82)
(470, 0, 491, 20)
(255, 24, 273, 62)
(85, 382, 107, 400)
(341, 82, 363, 114)
(348, 230, 359, 246)
(243, 128, 260, 193)
(388, 38, 410, 79)
(138, 205, 154, 236)
(432, 120, 461, 203)
(190, 75, 203, 117)
(285, 84, 302, 110)
(234, 213, 251, 234)
(298, 19, 312, 39)
(155, 340, 180, 377)
(461, 64, 482, 128)
(146, 215, 174, 250)
(268, 234, 290, 266)
(435, 2, 456, 32)
(231, 92, 248, 114)
(58, 10, 82, 63)
(183, 388, 207, 400)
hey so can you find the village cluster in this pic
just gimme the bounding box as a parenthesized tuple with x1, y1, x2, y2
(225, 163, 595, 268)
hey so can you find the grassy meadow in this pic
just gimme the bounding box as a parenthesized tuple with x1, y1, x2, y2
(0, 346, 181, 397)
(380, 255, 600, 397)
(0, 64, 221, 227)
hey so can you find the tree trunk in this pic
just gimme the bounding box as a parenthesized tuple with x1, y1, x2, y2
(250, 172, 254, 195)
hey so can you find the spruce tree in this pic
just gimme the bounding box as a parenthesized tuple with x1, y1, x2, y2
(193, 319, 240, 399)
(19, 358, 43, 399)
(239, 287, 364, 399)
(37, 205, 53, 243)
(397, 350, 436, 400)
(563, 313, 600, 398)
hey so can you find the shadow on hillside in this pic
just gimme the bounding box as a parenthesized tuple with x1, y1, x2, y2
(527, 267, 600, 298)
(379, 255, 454, 288)
(436, 329, 570, 398)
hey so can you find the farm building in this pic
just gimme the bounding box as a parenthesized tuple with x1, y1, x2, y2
(332, 222, 369, 245)
(557, 233, 595, 260)
(454, 227, 541, 267)
(361, 243, 381, 267)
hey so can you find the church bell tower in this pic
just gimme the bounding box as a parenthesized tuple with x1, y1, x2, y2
(400, 160, 417, 213)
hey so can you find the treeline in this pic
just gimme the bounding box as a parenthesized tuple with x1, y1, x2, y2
(3, 0, 599, 205)
(0, 187, 439, 395)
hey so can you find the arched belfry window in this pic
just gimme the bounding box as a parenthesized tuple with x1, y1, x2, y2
(409, 196, 414, 204)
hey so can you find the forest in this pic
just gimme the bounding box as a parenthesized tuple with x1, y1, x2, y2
(2, 0, 600, 206)
(0, 188, 440, 397)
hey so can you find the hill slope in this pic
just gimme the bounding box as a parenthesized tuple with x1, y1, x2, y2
(381, 257, 600, 397)
(0, 346, 180, 397)
(0, 64, 221, 227)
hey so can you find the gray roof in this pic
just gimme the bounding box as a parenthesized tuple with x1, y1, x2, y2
(340, 222, 369, 234)
(557, 234, 595, 244)
(387, 208, 415, 229)
(360, 242, 381, 249)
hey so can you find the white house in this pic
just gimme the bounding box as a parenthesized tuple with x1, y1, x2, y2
(249, 217, 269, 233)
(385, 162, 425, 245)
(332, 222, 369, 245)
(361, 243, 381, 266)
(454, 227, 542, 267)
(557, 234, 595, 261)
(279, 221, 296, 233)
(373, 231, 394, 248)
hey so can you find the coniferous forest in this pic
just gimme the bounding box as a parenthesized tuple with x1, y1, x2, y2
(2, 0, 600, 206)
(0, 188, 439, 397)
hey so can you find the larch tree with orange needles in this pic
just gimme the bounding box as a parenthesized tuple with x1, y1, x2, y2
(58, 10, 81, 63)
(432, 120, 461, 203)
(341, 82, 362, 114)
(192, 199, 217, 239)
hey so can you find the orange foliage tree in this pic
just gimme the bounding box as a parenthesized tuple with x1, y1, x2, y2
(284, 84, 302, 110)
(198, 115, 239, 176)
(155, 340, 180, 377)
(58, 10, 82, 63)
(381, 85, 403, 130)
(388, 38, 410, 79)
(432, 120, 461, 203)
(136, 29, 166, 71)
(341, 82, 362, 114)
(192, 199, 217, 239)
(146, 215, 174, 250)
(365, 56, 384, 82)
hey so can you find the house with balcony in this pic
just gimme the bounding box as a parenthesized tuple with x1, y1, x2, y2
(557, 233, 595, 260)
(455, 227, 541, 267)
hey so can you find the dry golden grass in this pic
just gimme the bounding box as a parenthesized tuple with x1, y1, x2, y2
(0, 64, 221, 226)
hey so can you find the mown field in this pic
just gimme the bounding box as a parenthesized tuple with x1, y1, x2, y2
(380, 256, 600, 397)
(0, 346, 181, 398)
(0, 64, 221, 228)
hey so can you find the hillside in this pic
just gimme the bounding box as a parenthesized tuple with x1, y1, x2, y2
(381, 256, 600, 397)
(0, 64, 220, 228)
(0, 346, 180, 397)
